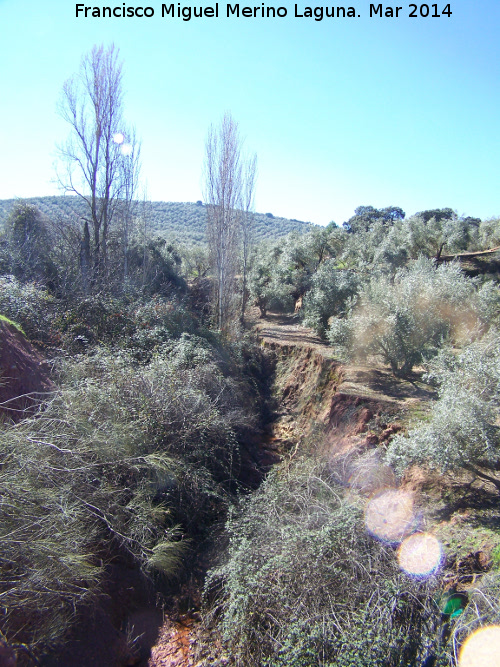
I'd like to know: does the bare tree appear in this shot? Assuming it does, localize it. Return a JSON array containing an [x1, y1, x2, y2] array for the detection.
[[114, 128, 141, 285], [57, 43, 136, 292], [240, 153, 257, 322], [204, 113, 256, 333]]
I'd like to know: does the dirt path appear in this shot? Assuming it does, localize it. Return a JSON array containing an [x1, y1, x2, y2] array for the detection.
[[253, 311, 328, 349]]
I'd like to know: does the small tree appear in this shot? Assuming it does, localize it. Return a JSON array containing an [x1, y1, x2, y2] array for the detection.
[[386, 336, 500, 491]]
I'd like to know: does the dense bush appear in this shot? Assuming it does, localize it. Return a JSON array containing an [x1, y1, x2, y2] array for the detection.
[[124, 236, 185, 295], [203, 458, 442, 667], [0, 359, 185, 654], [0, 328, 264, 655]]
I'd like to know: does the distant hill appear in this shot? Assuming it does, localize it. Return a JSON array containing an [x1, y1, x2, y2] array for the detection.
[[0, 196, 314, 245]]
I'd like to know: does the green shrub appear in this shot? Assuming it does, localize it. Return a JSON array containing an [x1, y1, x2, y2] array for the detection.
[[203, 458, 442, 666]]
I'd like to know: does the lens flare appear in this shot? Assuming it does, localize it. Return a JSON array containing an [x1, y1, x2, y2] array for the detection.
[[113, 132, 124, 144], [365, 489, 414, 543], [121, 143, 133, 156], [459, 625, 500, 667], [397, 532, 443, 577], [348, 462, 396, 495]]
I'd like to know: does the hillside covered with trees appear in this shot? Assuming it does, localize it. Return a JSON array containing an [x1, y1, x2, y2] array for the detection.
[[0, 197, 314, 246]]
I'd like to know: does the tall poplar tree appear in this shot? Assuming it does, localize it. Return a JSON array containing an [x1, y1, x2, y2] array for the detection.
[[204, 113, 256, 333]]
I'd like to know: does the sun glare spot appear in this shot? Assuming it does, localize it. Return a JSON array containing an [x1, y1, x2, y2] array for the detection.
[[348, 461, 396, 496], [113, 132, 124, 144], [397, 532, 443, 577], [364, 489, 414, 543], [459, 626, 500, 667], [121, 143, 133, 156]]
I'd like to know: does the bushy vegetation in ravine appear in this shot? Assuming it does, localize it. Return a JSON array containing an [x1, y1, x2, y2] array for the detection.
[[198, 204, 500, 666], [0, 243, 269, 658]]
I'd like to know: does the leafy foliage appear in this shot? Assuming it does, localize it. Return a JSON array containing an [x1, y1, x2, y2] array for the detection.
[[386, 334, 500, 485], [204, 458, 442, 666], [328, 258, 493, 375]]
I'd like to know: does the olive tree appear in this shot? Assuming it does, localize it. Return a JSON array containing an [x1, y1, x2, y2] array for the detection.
[[248, 244, 295, 317], [328, 258, 489, 376], [386, 336, 500, 491], [402, 209, 471, 260], [301, 260, 359, 338]]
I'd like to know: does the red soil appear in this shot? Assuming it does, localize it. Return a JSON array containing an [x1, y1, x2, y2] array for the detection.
[[0, 320, 54, 421]]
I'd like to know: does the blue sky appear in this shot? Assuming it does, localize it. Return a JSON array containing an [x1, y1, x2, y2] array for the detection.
[[0, 0, 498, 225]]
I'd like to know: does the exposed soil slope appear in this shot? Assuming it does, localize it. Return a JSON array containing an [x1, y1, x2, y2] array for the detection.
[[254, 312, 433, 456], [0, 320, 54, 420]]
